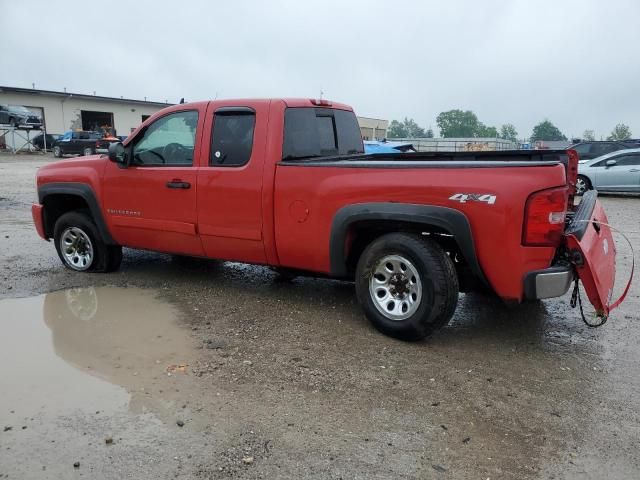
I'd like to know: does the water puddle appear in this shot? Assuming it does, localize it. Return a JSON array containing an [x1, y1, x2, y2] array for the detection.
[[0, 286, 194, 421]]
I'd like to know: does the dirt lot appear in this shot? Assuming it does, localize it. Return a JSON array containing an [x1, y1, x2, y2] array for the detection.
[[1, 153, 639, 480]]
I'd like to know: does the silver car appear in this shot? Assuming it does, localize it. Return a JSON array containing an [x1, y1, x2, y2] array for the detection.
[[577, 148, 640, 194]]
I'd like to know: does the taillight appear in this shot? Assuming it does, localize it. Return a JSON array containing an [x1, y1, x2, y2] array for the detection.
[[522, 187, 569, 246], [566, 149, 579, 192], [96, 141, 101, 147]]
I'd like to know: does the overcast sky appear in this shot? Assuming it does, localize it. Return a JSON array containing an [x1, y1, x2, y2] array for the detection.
[[2, 0, 639, 140]]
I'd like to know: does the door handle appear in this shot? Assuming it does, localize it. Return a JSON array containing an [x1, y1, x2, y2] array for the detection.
[[166, 180, 191, 189]]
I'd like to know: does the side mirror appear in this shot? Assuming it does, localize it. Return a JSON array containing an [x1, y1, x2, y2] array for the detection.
[[108, 142, 127, 166], [605, 159, 617, 167]]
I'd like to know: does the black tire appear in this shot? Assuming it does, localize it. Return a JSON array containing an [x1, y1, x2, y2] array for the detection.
[[53, 145, 63, 158], [9, 116, 16, 127], [83, 147, 95, 156], [355, 233, 459, 341], [105, 245, 123, 272], [576, 175, 592, 195], [53, 211, 120, 273]]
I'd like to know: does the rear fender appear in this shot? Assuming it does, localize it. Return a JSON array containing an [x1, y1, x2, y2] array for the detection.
[[329, 202, 487, 286]]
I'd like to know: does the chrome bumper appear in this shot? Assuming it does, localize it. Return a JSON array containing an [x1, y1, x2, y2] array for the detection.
[[523, 266, 574, 300]]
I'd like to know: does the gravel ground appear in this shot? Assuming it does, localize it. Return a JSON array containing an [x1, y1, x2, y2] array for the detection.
[[0, 152, 639, 479]]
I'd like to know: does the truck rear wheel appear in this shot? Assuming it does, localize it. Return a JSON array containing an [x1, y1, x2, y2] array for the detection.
[[53, 146, 62, 158], [53, 211, 121, 273], [355, 233, 458, 341]]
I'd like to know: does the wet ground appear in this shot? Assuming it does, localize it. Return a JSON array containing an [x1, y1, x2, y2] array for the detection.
[[0, 153, 639, 479]]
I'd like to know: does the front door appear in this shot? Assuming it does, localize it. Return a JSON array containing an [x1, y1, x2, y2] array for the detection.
[[594, 153, 640, 191], [103, 109, 205, 256]]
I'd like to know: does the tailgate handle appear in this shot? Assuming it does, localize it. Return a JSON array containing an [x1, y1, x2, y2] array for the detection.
[[166, 180, 191, 189]]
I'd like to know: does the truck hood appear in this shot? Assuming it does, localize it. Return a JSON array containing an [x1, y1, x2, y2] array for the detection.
[[37, 155, 108, 187]]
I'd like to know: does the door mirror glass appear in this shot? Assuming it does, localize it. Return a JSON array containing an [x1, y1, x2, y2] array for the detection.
[[605, 159, 617, 167], [108, 142, 127, 165]]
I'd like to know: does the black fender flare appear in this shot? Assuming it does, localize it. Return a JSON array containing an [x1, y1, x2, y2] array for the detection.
[[329, 202, 487, 286], [38, 182, 116, 244]]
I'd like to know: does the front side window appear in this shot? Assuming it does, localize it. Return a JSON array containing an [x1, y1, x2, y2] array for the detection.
[[210, 111, 255, 166], [132, 110, 198, 166], [613, 154, 640, 166]]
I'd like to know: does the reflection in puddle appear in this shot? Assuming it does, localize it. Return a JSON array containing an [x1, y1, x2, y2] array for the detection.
[[0, 287, 193, 420]]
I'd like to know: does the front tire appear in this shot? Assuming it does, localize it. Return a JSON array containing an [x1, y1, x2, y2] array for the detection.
[[53, 146, 63, 158], [54, 211, 121, 273], [83, 147, 94, 156], [576, 175, 592, 195], [355, 233, 459, 341]]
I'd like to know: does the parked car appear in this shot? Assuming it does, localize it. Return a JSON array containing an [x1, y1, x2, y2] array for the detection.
[[570, 140, 640, 161], [52, 131, 120, 157], [0, 104, 42, 129], [577, 148, 640, 194], [32, 133, 59, 150], [32, 98, 617, 341], [364, 140, 417, 154]]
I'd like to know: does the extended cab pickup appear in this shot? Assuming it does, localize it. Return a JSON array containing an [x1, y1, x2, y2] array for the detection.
[[32, 98, 618, 340]]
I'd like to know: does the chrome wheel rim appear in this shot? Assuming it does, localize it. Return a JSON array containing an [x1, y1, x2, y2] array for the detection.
[[576, 177, 586, 194], [60, 227, 93, 271], [53, 146, 60, 156], [83, 148, 93, 156], [369, 254, 422, 320]]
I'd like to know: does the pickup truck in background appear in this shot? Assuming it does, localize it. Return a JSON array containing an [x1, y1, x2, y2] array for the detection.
[[32, 98, 618, 340], [52, 130, 120, 157]]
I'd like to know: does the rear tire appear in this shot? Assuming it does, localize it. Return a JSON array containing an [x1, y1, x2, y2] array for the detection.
[[53, 146, 63, 158], [355, 233, 459, 341], [83, 147, 94, 156], [54, 211, 120, 273], [576, 175, 592, 195]]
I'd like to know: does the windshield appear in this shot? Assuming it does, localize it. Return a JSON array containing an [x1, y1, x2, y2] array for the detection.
[[9, 106, 31, 114]]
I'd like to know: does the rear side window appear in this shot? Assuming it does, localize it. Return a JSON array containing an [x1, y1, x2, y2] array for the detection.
[[210, 111, 256, 167], [283, 108, 364, 159]]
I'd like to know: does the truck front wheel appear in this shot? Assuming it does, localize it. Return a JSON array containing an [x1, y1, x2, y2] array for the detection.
[[355, 233, 459, 341], [53, 211, 122, 273]]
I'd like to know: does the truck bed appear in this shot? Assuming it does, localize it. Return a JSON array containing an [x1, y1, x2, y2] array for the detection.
[[280, 150, 569, 168]]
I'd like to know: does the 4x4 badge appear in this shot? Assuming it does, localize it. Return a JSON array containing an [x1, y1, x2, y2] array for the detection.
[[449, 193, 497, 205]]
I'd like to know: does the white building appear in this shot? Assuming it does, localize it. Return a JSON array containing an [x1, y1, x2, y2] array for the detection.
[[0, 86, 170, 136]]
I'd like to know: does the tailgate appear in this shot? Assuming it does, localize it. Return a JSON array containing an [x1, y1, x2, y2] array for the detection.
[[565, 191, 616, 315]]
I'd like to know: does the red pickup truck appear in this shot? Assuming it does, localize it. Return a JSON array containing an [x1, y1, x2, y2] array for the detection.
[[32, 98, 617, 340]]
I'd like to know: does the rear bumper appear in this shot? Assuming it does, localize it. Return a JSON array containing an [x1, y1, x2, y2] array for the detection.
[[32, 203, 47, 240], [523, 266, 573, 300]]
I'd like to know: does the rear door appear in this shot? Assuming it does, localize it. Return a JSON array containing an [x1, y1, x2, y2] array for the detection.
[[196, 103, 268, 264], [102, 108, 204, 256], [565, 192, 616, 316]]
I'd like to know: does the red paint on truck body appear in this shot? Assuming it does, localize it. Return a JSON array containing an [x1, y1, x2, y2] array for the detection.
[[32, 98, 618, 308]]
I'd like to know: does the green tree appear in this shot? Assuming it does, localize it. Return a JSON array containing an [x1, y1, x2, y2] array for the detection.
[[387, 117, 426, 138], [500, 123, 518, 142], [425, 127, 434, 138], [607, 123, 632, 141], [477, 123, 498, 137], [436, 109, 480, 137], [582, 129, 595, 141], [530, 120, 567, 142]]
